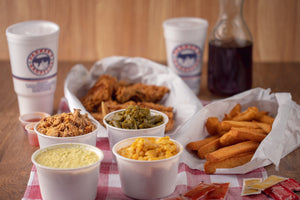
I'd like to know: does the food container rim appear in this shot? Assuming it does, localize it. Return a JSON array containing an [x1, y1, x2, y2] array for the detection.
[[6, 20, 60, 40], [112, 136, 183, 163], [34, 117, 100, 139], [103, 108, 169, 132], [25, 122, 38, 131], [31, 142, 104, 171], [163, 17, 209, 31], [19, 112, 51, 123]]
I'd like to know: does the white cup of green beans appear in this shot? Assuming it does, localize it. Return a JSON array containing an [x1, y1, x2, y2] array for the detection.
[[103, 106, 169, 153]]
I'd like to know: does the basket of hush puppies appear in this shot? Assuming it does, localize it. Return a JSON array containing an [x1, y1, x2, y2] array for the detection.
[[182, 88, 300, 174]]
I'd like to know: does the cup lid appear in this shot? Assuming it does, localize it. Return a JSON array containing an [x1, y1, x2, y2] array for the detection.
[[6, 20, 60, 41], [163, 17, 208, 31]]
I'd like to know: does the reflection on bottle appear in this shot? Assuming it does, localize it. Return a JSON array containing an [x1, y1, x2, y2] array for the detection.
[[208, 0, 253, 96]]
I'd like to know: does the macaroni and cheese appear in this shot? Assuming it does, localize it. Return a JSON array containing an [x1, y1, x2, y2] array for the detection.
[[117, 136, 178, 161]]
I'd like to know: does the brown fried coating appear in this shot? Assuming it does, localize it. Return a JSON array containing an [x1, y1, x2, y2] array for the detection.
[[80, 75, 174, 132], [81, 75, 118, 112], [137, 102, 174, 132], [137, 102, 173, 112], [115, 83, 170, 103]]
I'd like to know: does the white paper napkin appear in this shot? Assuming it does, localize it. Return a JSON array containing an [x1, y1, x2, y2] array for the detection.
[[64, 56, 203, 138]]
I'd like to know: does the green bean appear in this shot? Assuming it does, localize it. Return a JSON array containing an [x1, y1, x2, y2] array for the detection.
[[106, 105, 164, 129]]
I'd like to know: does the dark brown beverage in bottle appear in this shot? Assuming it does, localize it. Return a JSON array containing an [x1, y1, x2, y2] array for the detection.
[[208, 39, 252, 96]]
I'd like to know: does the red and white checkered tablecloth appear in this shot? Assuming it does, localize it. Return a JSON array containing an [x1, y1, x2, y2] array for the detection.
[[22, 98, 272, 200], [23, 137, 271, 200]]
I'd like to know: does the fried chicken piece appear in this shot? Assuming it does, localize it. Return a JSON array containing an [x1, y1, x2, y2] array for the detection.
[[101, 100, 137, 113], [137, 102, 174, 132], [91, 112, 105, 125], [115, 83, 170, 103], [137, 102, 173, 112], [81, 75, 118, 112], [80, 75, 174, 132], [93, 101, 137, 127], [165, 117, 174, 132]]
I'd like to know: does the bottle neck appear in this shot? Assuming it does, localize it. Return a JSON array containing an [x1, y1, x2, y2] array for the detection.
[[219, 0, 244, 20], [209, 0, 252, 44]]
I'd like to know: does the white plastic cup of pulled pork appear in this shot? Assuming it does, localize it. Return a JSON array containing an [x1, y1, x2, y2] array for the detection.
[[103, 109, 169, 151], [35, 117, 100, 148], [31, 143, 104, 200], [112, 136, 183, 199]]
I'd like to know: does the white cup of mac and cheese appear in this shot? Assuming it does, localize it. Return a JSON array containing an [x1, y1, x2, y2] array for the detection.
[[112, 136, 183, 199]]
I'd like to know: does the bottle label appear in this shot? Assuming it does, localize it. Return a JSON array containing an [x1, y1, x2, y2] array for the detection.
[[172, 43, 202, 75]]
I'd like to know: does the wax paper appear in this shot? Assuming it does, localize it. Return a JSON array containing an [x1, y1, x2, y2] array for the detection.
[[64, 56, 300, 174], [174, 87, 300, 174], [64, 56, 203, 137]]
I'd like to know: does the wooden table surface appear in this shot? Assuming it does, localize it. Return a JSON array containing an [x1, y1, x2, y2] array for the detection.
[[0, 60, 299, 199]]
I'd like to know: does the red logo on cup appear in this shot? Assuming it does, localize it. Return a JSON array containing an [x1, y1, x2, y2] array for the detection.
[[27, 48, 54, 76], [172, 44, 202, 73]]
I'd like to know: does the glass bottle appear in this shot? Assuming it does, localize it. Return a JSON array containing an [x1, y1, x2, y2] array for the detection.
[[207, 0, 253, 96]]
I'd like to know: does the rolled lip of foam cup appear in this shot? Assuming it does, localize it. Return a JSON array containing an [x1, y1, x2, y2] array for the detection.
[[6, 20, 60, 41], [163, 17, 208, 43]]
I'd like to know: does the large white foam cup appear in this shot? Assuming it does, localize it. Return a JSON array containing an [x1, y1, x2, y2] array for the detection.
[[163, 17, 208, 95], [6, 20, 60, 115]]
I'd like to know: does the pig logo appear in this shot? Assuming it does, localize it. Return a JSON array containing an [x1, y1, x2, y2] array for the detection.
[[172, 44, 202, 73], [27, 48, 54, 76]]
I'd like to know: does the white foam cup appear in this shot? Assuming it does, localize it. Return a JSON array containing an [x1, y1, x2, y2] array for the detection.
[[163, 17, 208, 95], [112, 136, 183, 199], [6, 20, 60, 115], [31, 143, 104, 200], [35, 118, 100, 148], [103, 109, 168, 151]]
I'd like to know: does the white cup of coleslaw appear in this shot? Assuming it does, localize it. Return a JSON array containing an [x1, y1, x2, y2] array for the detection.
[[31, 143, 104, 200]]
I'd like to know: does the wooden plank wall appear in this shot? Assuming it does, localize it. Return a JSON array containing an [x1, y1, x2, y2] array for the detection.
[[0, 0, 299, 63]]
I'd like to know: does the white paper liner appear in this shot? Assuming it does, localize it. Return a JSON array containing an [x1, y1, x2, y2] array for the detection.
[[175, 88, 300, 174], [64, 56, 300, 174], [64, 56, 203, 138]]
